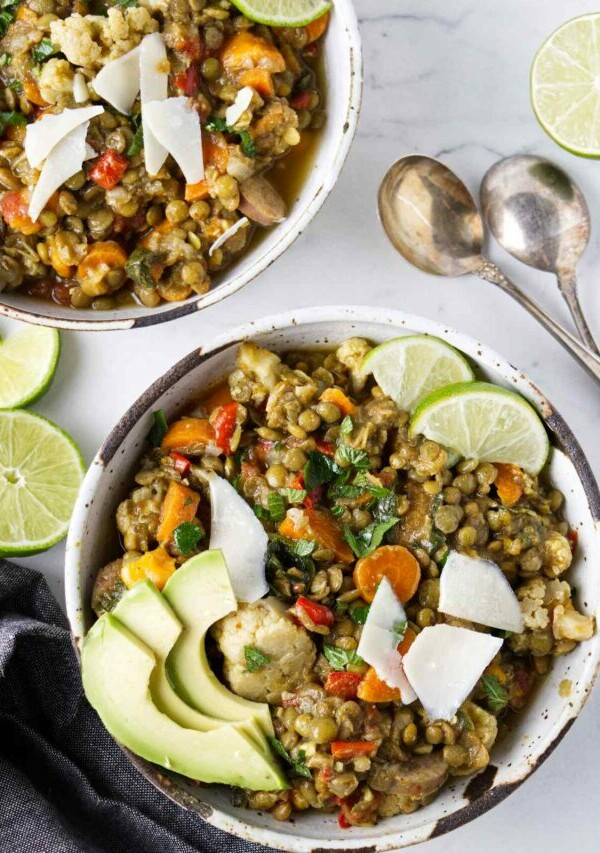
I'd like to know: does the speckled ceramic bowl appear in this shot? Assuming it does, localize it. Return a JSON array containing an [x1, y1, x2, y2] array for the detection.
[[0, 6, 361, 331], [65, 306, 600, 850]]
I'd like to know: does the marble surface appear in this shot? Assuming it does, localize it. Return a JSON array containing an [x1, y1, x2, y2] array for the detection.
[[5, 0, 600, 848]]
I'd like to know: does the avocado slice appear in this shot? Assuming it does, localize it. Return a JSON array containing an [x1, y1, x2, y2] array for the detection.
[[82, 613, 287, 790], [112, 580, 269, 753], [163, 550, 274, 738]]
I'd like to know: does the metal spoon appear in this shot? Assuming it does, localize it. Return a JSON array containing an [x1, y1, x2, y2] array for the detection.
[[377, 155, 600, 383], [481, 154, 597, 352]]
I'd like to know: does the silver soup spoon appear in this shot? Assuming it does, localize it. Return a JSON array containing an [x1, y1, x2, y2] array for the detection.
[[377, 155, 600, 383], [481, 154, 597, 352]]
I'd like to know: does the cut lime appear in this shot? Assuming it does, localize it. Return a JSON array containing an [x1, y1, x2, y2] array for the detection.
[[362, 335, 475, 412], [229, 0, 330, 27], [410, 382, 550, 474], [0, 410, 85, 557], [531, 14, 600, 157], [0, 325, 60, 410]]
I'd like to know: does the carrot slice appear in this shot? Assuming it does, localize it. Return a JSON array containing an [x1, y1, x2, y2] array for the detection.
[[185, 179, 209, 202], [156, 481, 200, 544], [279, 507, 354, 563], [220, 31, 285, 74], [76, 241, 127, 283], [121, 546, 176, 591], [331, 740, 377, 761], [161, 417, 216, 452], [204, 383, 234, 413], [305, 11, 330, 43], [239, 68, 274, 97], [397, 626, 417, 657], [356, 667, 400, 703], [319, 387, 356, 416], [494, 463, 524, 507], [353, 545, 421, 604]]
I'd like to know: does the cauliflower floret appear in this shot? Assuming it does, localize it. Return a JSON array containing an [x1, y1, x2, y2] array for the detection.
[[37, 58, 74, 106], [50, 8, 158, 70], [336, 338, 371, 393], [517, 577, 549, 630], [553, 602, 595, 642], [212, 598, 317, 704], [463, 701, 498, 750], [238, 342, 281, 392], [544, 579, 571, 607], [542, 531, 573, 577]]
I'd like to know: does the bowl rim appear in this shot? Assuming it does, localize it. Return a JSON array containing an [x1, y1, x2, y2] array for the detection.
[[0, 3, 362, 332], [65, 305, 600, 850]]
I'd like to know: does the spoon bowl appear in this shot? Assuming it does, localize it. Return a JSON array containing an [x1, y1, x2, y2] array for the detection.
[[378, 155, 484, 277], [481, 154, 595, 350]]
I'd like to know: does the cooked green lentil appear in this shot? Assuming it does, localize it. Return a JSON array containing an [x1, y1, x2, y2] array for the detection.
[[93, 338, 595, 827], [0, 1, 325, 309]]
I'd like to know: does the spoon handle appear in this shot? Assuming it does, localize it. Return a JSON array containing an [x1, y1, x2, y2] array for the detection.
[[556, 270, 599, 354], [477, 260, 600, 384]]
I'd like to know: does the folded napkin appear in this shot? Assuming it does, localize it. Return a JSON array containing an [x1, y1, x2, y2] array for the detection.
[[0, 560, 272, 853]]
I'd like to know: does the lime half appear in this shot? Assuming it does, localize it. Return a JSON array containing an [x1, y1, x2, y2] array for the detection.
[[0, 410, 85, 557], [531, 13, 600, 157], [229, 0, 330, 26], [0, 325, 60, 409], [410, 382, 550, 474], [362, 335, 475, 412]]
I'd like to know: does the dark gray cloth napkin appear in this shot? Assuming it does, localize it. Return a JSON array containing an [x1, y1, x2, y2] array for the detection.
[[0, 559, 274, 853]]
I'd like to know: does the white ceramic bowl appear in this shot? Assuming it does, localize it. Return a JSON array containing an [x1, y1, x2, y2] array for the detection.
[[66, 306, 600, 850], [0, 9, 361, 331]]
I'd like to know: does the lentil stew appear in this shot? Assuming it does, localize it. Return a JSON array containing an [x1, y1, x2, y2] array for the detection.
[[92, 337, 595, 827]]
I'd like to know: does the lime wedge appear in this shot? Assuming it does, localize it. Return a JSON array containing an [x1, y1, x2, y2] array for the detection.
[[362, 335, 475, 412], [0, 410, 85, 557], [0, 325, 60, 409], [410, 382, 550, 474], [229, 0, 330, 26], [531, 14, 600, 157]]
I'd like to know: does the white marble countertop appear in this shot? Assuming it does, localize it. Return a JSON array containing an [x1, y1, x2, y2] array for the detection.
[[5, 0, 600, 849]]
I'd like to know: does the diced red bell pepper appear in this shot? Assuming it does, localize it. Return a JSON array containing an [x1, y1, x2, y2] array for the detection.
[[315, 438, 334, 456], [174, 64, 200, 96], [170, 452, 191, 476], [89, 150, 129, 191], [331, 741, 377, 761], [290, 91, 313, 110], [338, 811, 350, 829], [176, 37, 203, 62], [295, 596, 334, 627], [325, 671, 363, 700], [212, 402, 239, 454], [567, 528, 579, 549], [303, 43, 318, 59]]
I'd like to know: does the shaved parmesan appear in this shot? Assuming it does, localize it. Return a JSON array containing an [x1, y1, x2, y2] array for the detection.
[[439, 551, 524, 633], [207, 472, 268, 603], [403, 625, 503, 722], [93, 45, 140, 114], [139, 33, 168, 176], [209, 217, 249, 256], [357, 577, 416, 703], [29, 122, 88, 222], [225, 86, 254, 128], [144, 97, 203, 184], [25, 106, 103, 169], [73, 72, 89, 104]]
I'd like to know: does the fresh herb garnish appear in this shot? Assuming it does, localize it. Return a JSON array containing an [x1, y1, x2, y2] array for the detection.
[[114, 0, 139, 7], [370, 492, 398, 523], [279, 487, 307, 504], [244, 645, 271, 672], [267, 492, 285, 522], [0, 2, 18, 39], [0, 52, 11, 67], [265, 536, 316, 600], [173, 521, 203, 555], [125, 247, 160, 290], [350, 604, 370, 624], [147, 409, 168, 446], [239, 129, 256, 157], [303, 450, 340, 492], [336, 444, 370, 469], [330, 504, 345, 518], [481, 674, 508, 714], [32, 39, 59, 64], [267, 736, 312, 778], [127, 112, 144, 156], [7, 79, 22, 93], [254, 505, 271, 521], [353, 473, 392, 498], [0, 110, 25, 136], [323, 644, 364, 671], [344, 518, 400, 558], [205, 117, 228, 132], [392, 619, 407, 643], [334, 600, 349, 615], [339, 415, 353, 437], [457, 708, 474, 730], [327, 482, 364, 501]]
